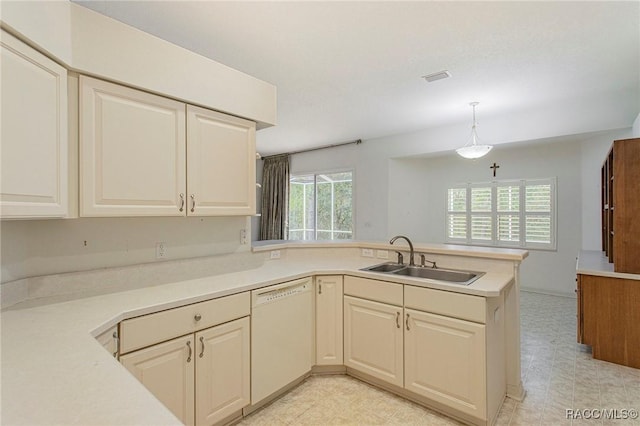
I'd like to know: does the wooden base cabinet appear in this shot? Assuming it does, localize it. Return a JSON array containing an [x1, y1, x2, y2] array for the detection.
[[315, 275, 344, 365], [121, 335, 195, 426], [195, 317, 251, 426], [121, 317, 250, 426], [343, 276, 504, 425], [120, 292, 251, 426], [577, 273, 640, 368], [405, 309, 486, 420], [344, 295, 404, 387]]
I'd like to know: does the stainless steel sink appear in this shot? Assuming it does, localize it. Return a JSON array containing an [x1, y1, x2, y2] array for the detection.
[[361, 262, 484, 286], [363, 263, 406, 273]]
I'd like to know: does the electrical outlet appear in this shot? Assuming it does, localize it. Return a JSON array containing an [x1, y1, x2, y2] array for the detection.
[[270, 250, 281, 259], [361, 248, 374, 257], [156, 242, 166, 259], [376, 250, 389, 259], [240, 229, 248, 245]]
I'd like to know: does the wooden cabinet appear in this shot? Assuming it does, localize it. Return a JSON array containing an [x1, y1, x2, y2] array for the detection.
[[80, 75, 186, 217], [601, 138, 640, 274], [343, 295, 404, 387], [404, 308, 486, 420], [80, 76, 256, 217], [120, 293, 250, 426], [343, 276, 503, 425], [1, 29, 69, 218], [120, 335, 195, 426], [577, 273, 640, 368], [315, 275, 343, 365], [195, 318, 250, 426], [186, 105, 256, 216]]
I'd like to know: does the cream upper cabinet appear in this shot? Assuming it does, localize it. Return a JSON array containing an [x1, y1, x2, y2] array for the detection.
[[1, 29, 68, 218], [315, 275, 344, 365], [186, 105, 256, 216], [80, 77, 257, 217], [120, 335, 195, 426], [80, 75, 186, 217], [404, 308, 487, 420], [343, 295, 404, 387], [195, 317, 250, 426]]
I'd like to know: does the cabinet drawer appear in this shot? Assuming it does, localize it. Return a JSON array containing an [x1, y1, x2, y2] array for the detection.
[[344, 276, 403, 306], [405, 285, 486, 324], [120, 292, 250, 354]]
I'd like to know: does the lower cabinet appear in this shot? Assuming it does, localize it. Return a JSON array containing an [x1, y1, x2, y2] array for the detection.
[[577, 273, 640, 368], [343, 295, 403, 387], [404, 309, 486, 419], [120, 316, 250, 426], [121, 335, 195, 425], [315, 275, 344, 365], [195, 318, 251, 425], [343, 276, 500, 425]]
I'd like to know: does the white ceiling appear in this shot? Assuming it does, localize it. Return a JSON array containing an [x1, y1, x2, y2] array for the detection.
[[75, 1, 639, 156]]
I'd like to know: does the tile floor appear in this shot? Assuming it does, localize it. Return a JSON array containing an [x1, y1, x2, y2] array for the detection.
[[239, 292, 640, 425]]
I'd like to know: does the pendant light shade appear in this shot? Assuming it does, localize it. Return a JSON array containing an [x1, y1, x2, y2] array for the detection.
[[456, 102, 493, 159]]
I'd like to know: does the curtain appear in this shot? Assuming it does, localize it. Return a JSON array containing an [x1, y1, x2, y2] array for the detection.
[[259, 154, 290, 240]]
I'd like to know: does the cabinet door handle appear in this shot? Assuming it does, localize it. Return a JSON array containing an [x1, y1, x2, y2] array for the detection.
[[179, 193, 185, 212], [318, 283, 322, 294], [406, 313, 411, 331], [186, 341, 192, 363], [199, 336, 205, 358], [112, 331, 119, 358], [190, 194, 195, 213], [396, 312, 400, 329]]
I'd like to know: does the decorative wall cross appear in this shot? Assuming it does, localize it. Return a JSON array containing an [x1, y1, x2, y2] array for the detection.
[[490, 162, 500, 177]]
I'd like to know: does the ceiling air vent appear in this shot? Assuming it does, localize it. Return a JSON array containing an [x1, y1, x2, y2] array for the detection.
[[422, 70, 451, 83]]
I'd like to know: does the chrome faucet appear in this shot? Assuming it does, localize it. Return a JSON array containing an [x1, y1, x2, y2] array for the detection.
[[390, 235, 415, 266]]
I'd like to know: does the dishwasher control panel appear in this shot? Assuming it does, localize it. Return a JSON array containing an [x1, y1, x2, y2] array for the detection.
[[253, 279, 311, 306]]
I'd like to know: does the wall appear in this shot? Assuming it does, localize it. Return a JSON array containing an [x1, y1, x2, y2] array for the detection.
[[0, 216, 250, 283], [388, 141, 579, 297], [288, 126, 632, 297]]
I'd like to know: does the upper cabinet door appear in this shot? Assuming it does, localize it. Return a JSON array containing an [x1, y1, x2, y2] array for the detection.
[[1, 30, 68, 218], [186, 105, 256, 216], [80, 76, 186, 217]]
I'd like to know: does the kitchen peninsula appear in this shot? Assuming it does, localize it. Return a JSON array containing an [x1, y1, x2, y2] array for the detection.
[[1, 242, 527, 426]]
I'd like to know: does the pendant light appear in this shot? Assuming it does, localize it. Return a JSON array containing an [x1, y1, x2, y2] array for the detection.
[[456, 102, 493, 159]]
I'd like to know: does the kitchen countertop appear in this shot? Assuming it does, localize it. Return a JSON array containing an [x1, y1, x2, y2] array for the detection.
[[1, 246, 522, 425], [576, 250, 640, 281]]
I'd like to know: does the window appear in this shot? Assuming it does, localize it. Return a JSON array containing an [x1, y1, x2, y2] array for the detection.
[[288, 171, 353, 241], [446, 178, 556, 250]]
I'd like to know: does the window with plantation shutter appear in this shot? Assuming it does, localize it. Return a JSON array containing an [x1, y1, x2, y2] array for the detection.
[[446, 178, 556, 250]]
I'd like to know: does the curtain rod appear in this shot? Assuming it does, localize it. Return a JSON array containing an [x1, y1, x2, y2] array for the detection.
[[262, 138, 362, 159]]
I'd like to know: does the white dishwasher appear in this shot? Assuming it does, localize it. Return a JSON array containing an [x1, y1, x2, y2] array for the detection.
[[251, 277, 314, 404]]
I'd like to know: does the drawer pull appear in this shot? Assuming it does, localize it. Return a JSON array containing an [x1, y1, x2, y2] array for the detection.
[[186, 341, 192, 363], [199, 336, 205, 358], [194, 313, 202, 322]]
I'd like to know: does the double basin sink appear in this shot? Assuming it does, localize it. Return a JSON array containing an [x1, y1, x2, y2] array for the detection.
[[361, 262, 484, 286]]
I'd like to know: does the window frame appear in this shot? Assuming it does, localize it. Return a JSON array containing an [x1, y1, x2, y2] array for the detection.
[[446, 177, 557, 250], [287, 168, 355, 241]]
